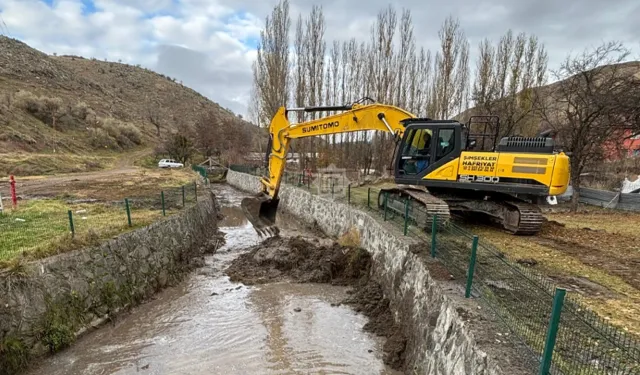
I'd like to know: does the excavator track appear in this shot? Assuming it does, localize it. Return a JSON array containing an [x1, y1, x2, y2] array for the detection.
[[378, 186, 450, 228], [502, 201, 545, 235], [434, 193, 545, 235]]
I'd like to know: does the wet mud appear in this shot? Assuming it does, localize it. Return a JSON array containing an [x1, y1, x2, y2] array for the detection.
[[226, 235, 408, 372], [226, 236, 371, 286]]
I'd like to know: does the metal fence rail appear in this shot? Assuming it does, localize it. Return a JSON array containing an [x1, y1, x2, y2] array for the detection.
[[229, 165, 640, 374], [561, 186, 640, 212]]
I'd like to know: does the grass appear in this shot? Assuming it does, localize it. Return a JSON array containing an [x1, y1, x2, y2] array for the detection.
[[0, 198, 180, 267], [469, 217, 640, 336], [546, 208, 640, 237], [134, 154, 161, 169], [0, 152, 116, 176]]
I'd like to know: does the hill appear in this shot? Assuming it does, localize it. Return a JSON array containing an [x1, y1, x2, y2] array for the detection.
[[456, 61, 640, 137], [0, 36, 263, 175]]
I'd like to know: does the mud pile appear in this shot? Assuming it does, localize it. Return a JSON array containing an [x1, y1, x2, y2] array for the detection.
[[226, 236, 407, 372], [226, 236, 371, 285]]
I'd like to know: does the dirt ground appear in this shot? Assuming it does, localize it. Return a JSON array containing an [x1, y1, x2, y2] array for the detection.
[[0, 149, 197, 201], [469, 207, 640, 335], [226, 236, 407, 371]]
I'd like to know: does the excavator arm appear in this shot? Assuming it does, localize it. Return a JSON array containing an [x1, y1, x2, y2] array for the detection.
[[241, 102, 416, 234]]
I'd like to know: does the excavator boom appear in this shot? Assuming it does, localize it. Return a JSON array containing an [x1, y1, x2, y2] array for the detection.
[[241, 102, 415, 235]]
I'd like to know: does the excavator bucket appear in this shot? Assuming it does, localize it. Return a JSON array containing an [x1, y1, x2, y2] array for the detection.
[[241, 194, 280, 237]]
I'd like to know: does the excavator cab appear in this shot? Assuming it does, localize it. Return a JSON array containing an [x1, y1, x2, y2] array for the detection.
[[395, 119, 463, 181]]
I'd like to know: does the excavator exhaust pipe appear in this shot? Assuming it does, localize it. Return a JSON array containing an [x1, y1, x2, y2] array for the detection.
[[241, 194, 280, 237]]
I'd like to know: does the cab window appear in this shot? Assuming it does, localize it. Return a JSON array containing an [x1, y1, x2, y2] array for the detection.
[[400, 129, 432, 175], [435, 129, 455, 162]]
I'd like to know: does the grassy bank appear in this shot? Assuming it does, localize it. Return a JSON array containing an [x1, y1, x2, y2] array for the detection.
[[0, 198, 172, 267]]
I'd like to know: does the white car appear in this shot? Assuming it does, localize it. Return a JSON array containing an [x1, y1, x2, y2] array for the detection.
[[158, 159, 184, 168]]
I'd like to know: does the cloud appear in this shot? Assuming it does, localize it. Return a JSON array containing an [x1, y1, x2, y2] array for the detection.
[[0, 0, 638, 117]]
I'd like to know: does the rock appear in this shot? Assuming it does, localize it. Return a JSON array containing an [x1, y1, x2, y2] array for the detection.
[[157, 270, 169, 288], [293, 307, 302, 312], [516, 258, 538, 267], [210, 292, 219, 296]]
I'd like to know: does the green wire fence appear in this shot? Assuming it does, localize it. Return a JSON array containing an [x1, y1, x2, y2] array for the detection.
[[0, 182, 201, 263]]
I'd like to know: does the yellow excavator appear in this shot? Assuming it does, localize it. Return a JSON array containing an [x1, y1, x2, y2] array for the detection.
[[241, 100, 570, 236]]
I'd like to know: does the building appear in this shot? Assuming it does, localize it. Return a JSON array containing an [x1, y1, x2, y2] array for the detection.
[[603, 129, 640, 161]]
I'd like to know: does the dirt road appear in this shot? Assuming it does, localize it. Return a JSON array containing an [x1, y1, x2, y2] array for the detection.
[[0, 149, 193, 200]]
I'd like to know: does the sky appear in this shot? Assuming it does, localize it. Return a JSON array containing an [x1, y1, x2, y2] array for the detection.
[[0, 0, 638, 117]]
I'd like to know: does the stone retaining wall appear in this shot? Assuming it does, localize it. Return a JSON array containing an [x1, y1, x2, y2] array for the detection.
[[0, 191, 219, 375], [227, 170, 509, 375]]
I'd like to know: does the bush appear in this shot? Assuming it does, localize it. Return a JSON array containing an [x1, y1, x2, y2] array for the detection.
[[14, 91, 66, 127], [71, 102, 90, 120], [89, 127, 119, 150], [89, 117, 143, 150], [118, 123, 142, 145], [14, 90, 42, 114]]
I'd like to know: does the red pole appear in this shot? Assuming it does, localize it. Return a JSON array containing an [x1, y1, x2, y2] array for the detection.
[[10, 175, 17, 208]]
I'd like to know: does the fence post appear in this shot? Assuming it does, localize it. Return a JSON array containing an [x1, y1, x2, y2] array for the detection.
[[182, 185, 186, 207], [383, 191, 389, 221], [431, 216, 438, 258], [67, 210, 75, 238], [348, 184, 351, 204], [465, 236, 479, 298], [194, 181, 198, 202], [331, 179, 335, 199], [367, 188, 371, 209], [161, 191, 166, 216], [540, 288, 566, 375], [10, 175, 17, 209], [403, 197, 410, 236], [125, 198, 132, 227]]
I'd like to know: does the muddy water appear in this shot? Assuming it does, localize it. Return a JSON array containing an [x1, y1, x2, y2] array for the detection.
[[26, 185, 399, 375]]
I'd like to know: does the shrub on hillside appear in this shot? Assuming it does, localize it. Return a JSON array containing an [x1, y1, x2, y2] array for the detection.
[[15, 91, 66, 128], [70, 102, 90, 120], [117, 123, 142, 145], [14, 90, 42, 114], [89, 117, 144, 150], [88, 128, 118, 150]]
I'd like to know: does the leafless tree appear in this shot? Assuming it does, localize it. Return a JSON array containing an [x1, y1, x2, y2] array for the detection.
[[537, 41, 640, 211], [395, 9, 414, 108], [430, 16, 470, 119], [164, 133, 195, 164], [147, 103, 162, 135], [247, 79, 261, 126], [471, 31, 548, 137], [293, 14, 307, 119], [304, 5, 325, 112], [42, 97, 63, 130], [252, 0, 291, 126], [193, 111, 220, 157]]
